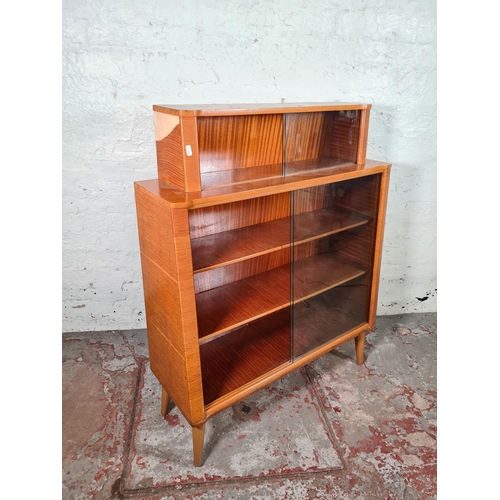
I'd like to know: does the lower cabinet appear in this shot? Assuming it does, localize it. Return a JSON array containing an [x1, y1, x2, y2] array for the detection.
[[135, 168, 389, 466]]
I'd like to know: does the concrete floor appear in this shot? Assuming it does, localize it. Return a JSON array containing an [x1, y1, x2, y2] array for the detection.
[[62, 313, 436, 499]]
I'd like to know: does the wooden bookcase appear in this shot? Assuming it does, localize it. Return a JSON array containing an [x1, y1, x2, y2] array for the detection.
[[135, 103, 391, 466]]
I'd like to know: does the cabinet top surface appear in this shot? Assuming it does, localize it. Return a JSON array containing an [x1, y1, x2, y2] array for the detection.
[[153, 102, 371, 116], [135, 159, 390, 209]]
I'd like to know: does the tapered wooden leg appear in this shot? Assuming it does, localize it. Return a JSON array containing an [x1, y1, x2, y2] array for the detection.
[[161, 387, 171, 416], [355, 332, 365, 365], [192, 424, 205, 467]]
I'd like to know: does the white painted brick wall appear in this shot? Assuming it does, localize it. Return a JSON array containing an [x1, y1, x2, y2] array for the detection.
[[62, 0, 436, 332]]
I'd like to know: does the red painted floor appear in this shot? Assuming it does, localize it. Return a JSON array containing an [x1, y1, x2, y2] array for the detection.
[[62, 313, 436, 499]]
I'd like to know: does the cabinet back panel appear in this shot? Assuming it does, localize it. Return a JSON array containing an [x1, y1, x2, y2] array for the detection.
[[285, 112, 334, 162], [329, 111, 360, 162], [194, 247, 291, 294], [326, 229, 373, 269], [189, 192, 290, 239], [293, 227, 375, 271], [200, 308, 291, 405], [285, 111, 360, 164], [334, 174, 381, 217], [197, 115, 282, 173], [293, 184, 336, 215], [293, 276, 368, 359]]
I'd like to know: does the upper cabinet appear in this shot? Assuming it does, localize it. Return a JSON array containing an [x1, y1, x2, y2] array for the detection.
[[152, 103, 371, 192]]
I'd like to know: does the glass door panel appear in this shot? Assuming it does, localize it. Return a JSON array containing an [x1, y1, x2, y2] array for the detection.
[[291, 175, 381, 359], [189, 193, 293, 403], [283, 111, 361, 176]]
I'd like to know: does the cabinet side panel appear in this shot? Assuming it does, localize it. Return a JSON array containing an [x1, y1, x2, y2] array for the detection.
[[170, 208, 205, 422], [180, 116, 202, 192], [367, 168, 390, 327], [135, 184, 204, 424], [356, 107, 371, 165], [140, 255, 187, 353], [154, 111, 187, 191], [135, 183, 178, 281], [147, 321, 194, 422]]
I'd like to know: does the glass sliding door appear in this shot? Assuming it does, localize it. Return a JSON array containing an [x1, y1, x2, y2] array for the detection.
[[283, 110, 361, 176], [291, 175, 381, 359], [189, 193, 292, 405]]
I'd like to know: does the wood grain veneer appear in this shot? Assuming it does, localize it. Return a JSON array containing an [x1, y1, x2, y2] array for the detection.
[[293, 253, 366, 302], [180, 115, 202, 192], [283, 157, 359, 177], [285, 112, 336, 163], [190, 206, 368, 273], [200, 308, 291, 405], [188, 192, 290, 239], [200, 163, 283, 189], [135, 160, 390, 210], [153, 104, 371, 193], [195, 257, 290, 340], [154, 112, 202, 192], [197, 115, 282, 173], [330, 111, 360, 162], [147, 321, 194, 423], [285, 111, 361, 169], [194, 247, 291, 294], [154, 114, 185, 192], [135, 183, 204, 424], [195, 250, 366, 341], [191, 216, 291, 272]]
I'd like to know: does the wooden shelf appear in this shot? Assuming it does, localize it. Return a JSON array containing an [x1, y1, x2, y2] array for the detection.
[[191, 216, 290, 273], [199, 158, 361, 190], [200, 163, 283, 189], [284, 158, 358, 176], [293, 254, 366, 302], [294, 207, 369, 245], [191, 207, 369, 273], [196, 264, 290, 341], [195, 252, 366, 341], [200, 308, 291, 406]]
